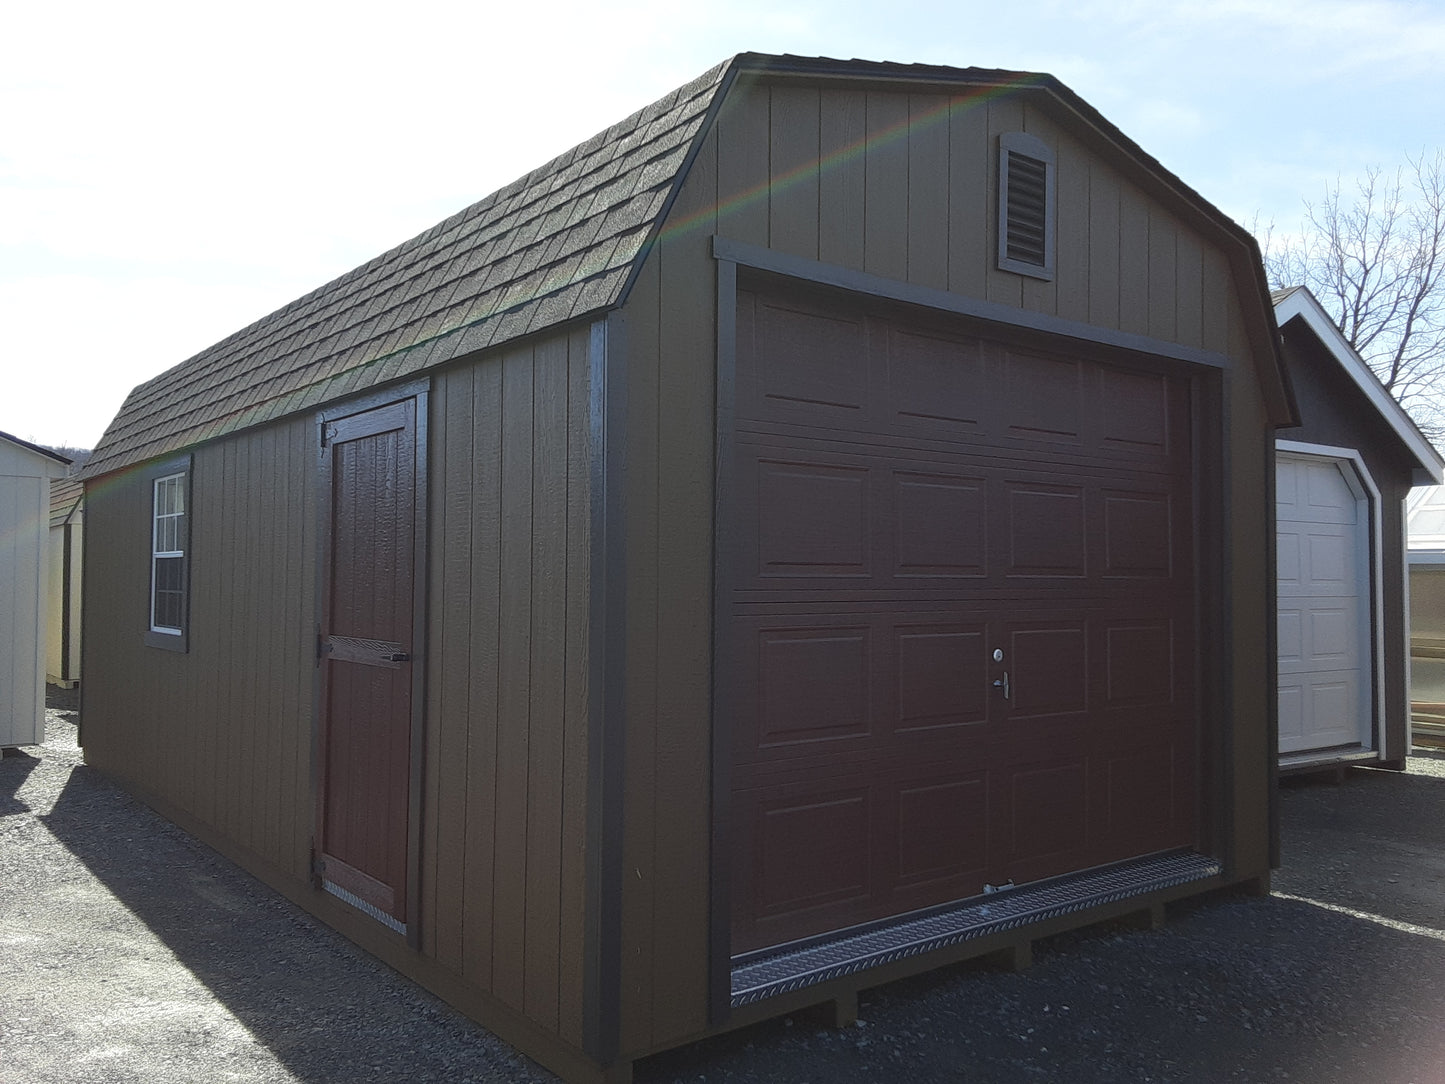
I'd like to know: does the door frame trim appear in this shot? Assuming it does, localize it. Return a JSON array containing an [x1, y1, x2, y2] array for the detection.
[[313, 378, 430, 949], [1275, 440, 1383, 760]]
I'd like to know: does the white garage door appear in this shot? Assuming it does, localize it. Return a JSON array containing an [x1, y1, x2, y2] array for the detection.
[[1276, 453, 1373, 756]]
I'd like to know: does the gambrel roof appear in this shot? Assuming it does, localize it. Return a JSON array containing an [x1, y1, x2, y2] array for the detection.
[[85, 53, 1287, 478], [83, 60, 733, 477]]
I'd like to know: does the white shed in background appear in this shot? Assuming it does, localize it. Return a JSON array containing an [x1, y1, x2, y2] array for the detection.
[[1, 431, 71, 747], [47, 476, 84, 689]]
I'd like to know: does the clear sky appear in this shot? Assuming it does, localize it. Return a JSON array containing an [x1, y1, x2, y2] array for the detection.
[[3, 0, 1443, 450]]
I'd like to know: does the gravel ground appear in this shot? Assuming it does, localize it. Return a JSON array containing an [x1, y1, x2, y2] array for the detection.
[[3, 690, 1445, 1083]]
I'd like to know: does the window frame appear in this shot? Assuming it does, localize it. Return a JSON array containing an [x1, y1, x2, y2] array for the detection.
[[144, 455, 192, 652]]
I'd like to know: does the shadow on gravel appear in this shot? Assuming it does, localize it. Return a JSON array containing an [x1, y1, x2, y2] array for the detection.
[[35, 762, 548, 1083], [0, 748, 39, 815]]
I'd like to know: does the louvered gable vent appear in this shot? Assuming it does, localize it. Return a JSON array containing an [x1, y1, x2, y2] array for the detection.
[[1005, 151, 1048, 265], [998, 132, 1055, 280]]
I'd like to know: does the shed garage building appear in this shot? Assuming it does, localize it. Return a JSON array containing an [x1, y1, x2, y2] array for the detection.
[[1271, 287, 1443, 771], [80, 54, 1293, 1083]]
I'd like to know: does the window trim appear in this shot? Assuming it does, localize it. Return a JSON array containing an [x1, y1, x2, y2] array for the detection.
[[997, 131, 1056, 281], [144, 454, 192, 652]]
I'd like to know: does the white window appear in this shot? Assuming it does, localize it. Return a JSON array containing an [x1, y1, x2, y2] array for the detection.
[[146, 460, 191, 650]]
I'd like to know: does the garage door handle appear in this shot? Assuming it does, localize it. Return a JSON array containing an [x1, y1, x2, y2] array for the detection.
[[993, 672, 1010, 700]]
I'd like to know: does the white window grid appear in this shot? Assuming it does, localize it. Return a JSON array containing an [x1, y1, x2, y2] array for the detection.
[[151, 472, 186, 634]]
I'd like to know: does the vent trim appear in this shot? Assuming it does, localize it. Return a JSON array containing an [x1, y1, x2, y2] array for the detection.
[[998, 131, 1056, 281]]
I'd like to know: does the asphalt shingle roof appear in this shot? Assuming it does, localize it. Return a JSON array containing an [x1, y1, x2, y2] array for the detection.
[[50, 476, 83, 528], [82, 59, 730, 478]]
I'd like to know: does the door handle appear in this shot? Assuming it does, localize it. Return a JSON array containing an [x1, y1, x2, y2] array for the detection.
[[383, 652, 411, 663], [993, 671, 1010, 700]]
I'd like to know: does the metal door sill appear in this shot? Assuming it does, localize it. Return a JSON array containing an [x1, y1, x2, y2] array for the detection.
[[730, 850, 1220, 1008], [1279, 747, 1377, 771], [322, 879, 407, 936]]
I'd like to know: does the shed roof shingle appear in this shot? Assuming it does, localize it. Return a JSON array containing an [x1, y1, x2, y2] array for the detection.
[[83, 59, 731, 478], [84, 52, 1284, 478]]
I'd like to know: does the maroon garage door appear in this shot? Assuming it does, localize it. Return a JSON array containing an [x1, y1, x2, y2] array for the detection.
[[726, 287, 1199, 954]]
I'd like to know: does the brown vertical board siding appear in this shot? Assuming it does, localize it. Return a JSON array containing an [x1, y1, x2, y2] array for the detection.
[[1053, 129, 1092, 324], [715, 81, 770, 248], [1087, 162, 1122, 329], [84, 415, 317, 886], [818, 90, 867, 269], [261, 425, 282, 864], [493, 343, 536, 1010], [1175, 229, 1205, 350], [907, 94, 951, 291], [217, 439, 241, 844], [431, 368, 474, 971], [1200, 248, 1232, 356], [559, 326, 592, 1048], [946, 93, 989, 298], [864, 91, 909, 282], [984, 96, 1025, 309], [1229, 367, 1272, 878], [768, 85, 820, 259], [646, 132, 720, 1046], [281, 420, 309, 878], [1117, 184, 1152, 337], [1019, 106, 1060, 315], [462, 357, 504, 993], [1225, 303, 1270, 877], [524, 333, 570, 1032], [419, 389, 445, 960], [619, 254, 662, 1055], [193, 445, 221, 830], [1148, 208, 1179, 342]]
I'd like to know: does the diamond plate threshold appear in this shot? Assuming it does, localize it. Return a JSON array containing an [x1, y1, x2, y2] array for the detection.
[[731, 850, 1221, 1008]]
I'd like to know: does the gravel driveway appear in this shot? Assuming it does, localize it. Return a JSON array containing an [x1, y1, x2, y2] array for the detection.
[[4, 690, 1444, 1083]]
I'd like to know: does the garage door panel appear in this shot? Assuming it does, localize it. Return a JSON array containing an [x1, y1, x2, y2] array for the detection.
[[749, 623, 874, 753], [729, 287, 1199, 953], [883, 326, 987, 433], [1275, 453, 1372, 756], [894, 470, 989, 577], [1006, 483, 1088, 577], [1102, 490, 1175, 577], [895, 773, 990, 887], [752, 456, 871, 579], [742, 295, 870, 425], [1278, 673, 1359, 752], [1003, 351, 1084, 443], [1003, 760, 1089, 870], [1096, 367, 1172, 454], [895, 622, 990, 732], [1104, 621, 1176, 708], [1007, 622, 1089, 720], [1101, 745, 1185, 855]]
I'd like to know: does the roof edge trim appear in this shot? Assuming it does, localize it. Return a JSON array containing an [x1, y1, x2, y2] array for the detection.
[[610, 56, 747, 312], [1274, 286, 1444, 484]]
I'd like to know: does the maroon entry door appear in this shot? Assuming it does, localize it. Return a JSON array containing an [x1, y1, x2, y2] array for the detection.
[[727, 287, 1199, 954], [316, 397, 420, 931]]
